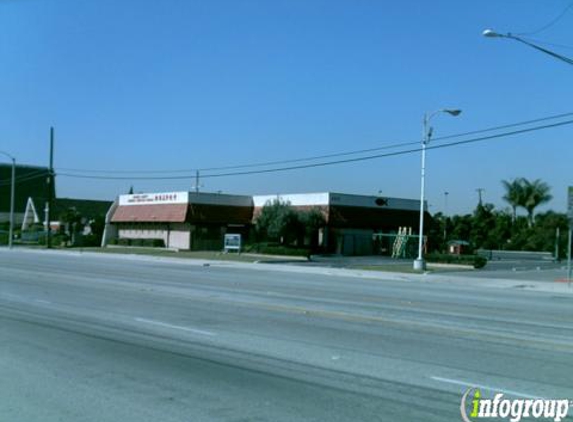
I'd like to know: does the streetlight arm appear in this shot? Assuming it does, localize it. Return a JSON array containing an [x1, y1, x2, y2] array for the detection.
[[0, 151, 15, 161], [509, 35, 573, 66], [483, 29, 573, 66]]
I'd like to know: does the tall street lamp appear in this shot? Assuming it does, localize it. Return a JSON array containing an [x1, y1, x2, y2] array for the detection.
[[482, 29, 573, 66], [0, 151, 16, 249], [413, 109, 462, 271]]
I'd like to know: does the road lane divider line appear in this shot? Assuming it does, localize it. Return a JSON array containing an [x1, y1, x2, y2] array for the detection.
[[134, 317, 217, 337], [430, 376, 542, 399]]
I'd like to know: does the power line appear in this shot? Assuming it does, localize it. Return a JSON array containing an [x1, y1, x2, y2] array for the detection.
[[0, 171, 48, 187], [57, 118, 573, 181], [517, 2, 573, 36], [55, 111, 573, 176]]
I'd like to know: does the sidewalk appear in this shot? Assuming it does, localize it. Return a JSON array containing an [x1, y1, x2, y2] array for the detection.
[[3, 246, 572, 295]]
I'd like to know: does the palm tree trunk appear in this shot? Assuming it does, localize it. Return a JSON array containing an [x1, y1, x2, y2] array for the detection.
[[527, 210, 534, 228]]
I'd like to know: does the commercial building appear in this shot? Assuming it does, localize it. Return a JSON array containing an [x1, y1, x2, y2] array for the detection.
[[103, 191, 253, 250], [104, 190, 425, 255], [253, 193, 422, 255]]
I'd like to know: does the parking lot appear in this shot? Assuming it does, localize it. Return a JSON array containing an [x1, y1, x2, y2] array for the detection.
[[297, 254, 571, 283]]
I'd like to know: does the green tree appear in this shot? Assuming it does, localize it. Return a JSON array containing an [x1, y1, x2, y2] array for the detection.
[[450, 214, 473, 244], [299, 208, 326, 250], [427, 212, 447, 253], [521, 179, 552, 227], [509, 211, 567, 257], [471, 203, 497, 250], [255, 199, 302, 245], [501, 178, 525, 223], [60, 207, 84, 246], [89, 215, 106, 245]]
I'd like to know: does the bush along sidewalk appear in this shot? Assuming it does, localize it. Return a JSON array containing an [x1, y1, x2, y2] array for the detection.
[[425, 253, 487, 269], [243, 242, 310, 258], [108, 238, 166, 248]]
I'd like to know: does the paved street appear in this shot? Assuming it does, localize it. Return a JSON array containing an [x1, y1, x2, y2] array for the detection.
[[1, 249, 573, 421]]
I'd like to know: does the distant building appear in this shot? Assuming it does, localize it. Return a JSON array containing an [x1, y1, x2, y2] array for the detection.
[[21, 197, 113, 232], [0, 164, 53, 225], [448, 240, 470, 255]]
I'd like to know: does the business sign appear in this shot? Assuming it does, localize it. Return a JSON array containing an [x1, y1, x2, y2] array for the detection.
[[569, 186, 573, 227], [119, 191, 189, 206]]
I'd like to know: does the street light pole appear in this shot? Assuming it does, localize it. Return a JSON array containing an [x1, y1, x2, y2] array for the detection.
[[482, 29, 573, 66], [0, 151, 16, 249], [413, 109, 461, 271]]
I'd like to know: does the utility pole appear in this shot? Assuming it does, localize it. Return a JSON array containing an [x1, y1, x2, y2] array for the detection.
[[443, 192, 449, 244], [0, 151, 16, 249], [476, 188, 485, 206], [567, 186, 573, 287], [9, 157, 15, 249], [554, 227, 560, 262], [194, 170, 200, 193], [46, 127, 54, 249], [567, 226, 573, 287]]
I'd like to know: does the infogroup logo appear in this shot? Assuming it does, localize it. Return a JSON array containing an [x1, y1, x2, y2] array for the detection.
[[460, 388, 571, 422]]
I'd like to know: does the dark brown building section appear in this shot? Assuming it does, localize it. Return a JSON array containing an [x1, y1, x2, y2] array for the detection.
[[327, 206, 422, 230], [188, 204, 253, 225]]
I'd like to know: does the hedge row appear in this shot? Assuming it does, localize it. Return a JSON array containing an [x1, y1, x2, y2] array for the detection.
[[425, 253, 487, 269], [109, 238, 165, 248], [244, 242, 310, 257]]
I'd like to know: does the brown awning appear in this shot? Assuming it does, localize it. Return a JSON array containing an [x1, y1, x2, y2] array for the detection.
[[111, 204, 188, 223]]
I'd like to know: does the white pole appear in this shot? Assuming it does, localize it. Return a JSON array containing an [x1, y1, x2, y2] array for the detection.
[[9, 158, 15, 249], [567, 227, 573, 287], [414, 114, 428, 271]]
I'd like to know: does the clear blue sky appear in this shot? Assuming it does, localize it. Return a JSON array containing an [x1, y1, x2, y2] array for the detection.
[[1, 0, 572, 216]]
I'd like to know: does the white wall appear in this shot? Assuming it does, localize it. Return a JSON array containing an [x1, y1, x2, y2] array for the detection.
[[253, 193, 329, 207]]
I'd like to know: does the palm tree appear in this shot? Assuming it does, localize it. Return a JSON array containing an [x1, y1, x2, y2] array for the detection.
[[522, 179, 552, 227], [501, 178, 524, 223]]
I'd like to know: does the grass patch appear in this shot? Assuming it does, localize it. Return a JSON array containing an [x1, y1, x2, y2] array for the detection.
[[350, 264, 422, 274], [81, 247, 265, 263]]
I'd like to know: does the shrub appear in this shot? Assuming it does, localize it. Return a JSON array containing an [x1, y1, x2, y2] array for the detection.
[[130, 238, 144, 247], [244, 242, 309, 257], [118, 238, 130, 246], [473, 255, 487, 269], [142, 238, 165, 248], [108, 238, 118, 245], [81, 234, 101, 247]]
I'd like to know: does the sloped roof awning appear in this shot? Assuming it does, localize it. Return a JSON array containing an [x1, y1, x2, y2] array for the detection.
[[111, 204, 188, 223]]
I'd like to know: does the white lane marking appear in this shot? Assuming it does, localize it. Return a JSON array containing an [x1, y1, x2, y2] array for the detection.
[[430, 376, 542, 399], [134, 317, 217, 337], [1, 293, 51, 305]]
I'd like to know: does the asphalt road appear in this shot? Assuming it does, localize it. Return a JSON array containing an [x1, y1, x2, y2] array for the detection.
[[1, 249, 573, 421]]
